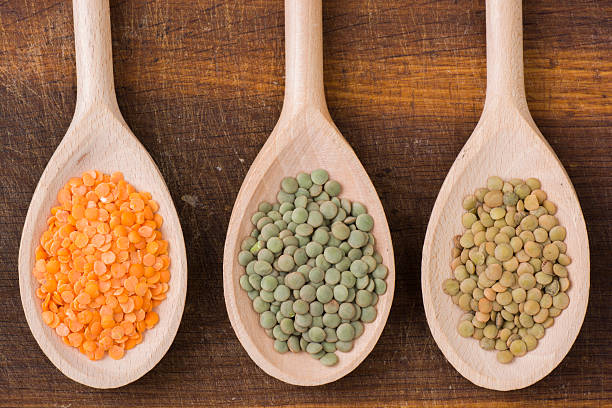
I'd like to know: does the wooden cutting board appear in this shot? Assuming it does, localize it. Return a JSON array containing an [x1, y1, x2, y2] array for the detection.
[[0, 0, 610, 406]]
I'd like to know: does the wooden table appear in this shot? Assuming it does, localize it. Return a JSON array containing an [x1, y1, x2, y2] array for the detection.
[[1, 1, 610, 406]]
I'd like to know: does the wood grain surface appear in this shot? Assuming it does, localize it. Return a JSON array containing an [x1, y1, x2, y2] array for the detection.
[[0, 0, 610, 406]]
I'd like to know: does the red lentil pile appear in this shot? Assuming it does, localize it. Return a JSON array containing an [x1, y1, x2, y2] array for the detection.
[[33, 170, 170, 360]]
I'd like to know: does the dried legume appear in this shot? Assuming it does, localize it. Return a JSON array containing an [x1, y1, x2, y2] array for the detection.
[[442, 177, 571, 363], [238, 170, 387, 366], [33, 171, 169, 361]]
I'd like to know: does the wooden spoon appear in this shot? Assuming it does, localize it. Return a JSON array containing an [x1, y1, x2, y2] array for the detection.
[[18, 0, 187, 389], [422, 0, 589, 391], [223, 0, 395, 386]]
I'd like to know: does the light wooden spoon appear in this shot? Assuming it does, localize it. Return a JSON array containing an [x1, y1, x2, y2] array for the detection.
[[422, 0, 589, 391], [18, 0, 187, 389], [223, 0, 395, 386]]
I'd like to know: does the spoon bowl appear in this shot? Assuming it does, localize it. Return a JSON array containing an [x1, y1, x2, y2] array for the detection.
[[223, 0, 394, 386], [18, 0, 187, 388], [422, 0, 589, 391]]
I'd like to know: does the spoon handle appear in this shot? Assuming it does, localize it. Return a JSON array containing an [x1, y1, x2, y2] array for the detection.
[[485, 0, 528, 112], [73, 0, 119, 118], [282, 0, 328, 116]]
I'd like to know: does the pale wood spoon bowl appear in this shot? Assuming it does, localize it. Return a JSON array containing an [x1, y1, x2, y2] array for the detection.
[[422, 0, 589, 391], [18, 0, 187, 388], [223, 0, 395, 386]]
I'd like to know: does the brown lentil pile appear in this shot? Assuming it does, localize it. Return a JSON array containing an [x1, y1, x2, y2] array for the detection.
[[442, 177, 571, 363]]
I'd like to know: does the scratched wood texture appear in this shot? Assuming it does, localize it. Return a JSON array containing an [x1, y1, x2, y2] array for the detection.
[[0, 0, 610, 406]]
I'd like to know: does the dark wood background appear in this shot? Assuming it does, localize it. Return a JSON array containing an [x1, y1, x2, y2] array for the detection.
[[0, 0, 610, 406]]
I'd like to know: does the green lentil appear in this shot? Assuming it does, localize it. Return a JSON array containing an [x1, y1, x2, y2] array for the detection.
[[509, 339, 527, 357], [463, 195, 477, 210], [311, 169, 329, 185], [496, 350, 513, 364], [549, 226, 566, 241], [553, 292, 570, 309], [324, 300, 340, 314], [333, 340, 351, 353], [348, 230, 369, 248], [324, 247, 343, 264], [320, 353, 339, 366], [360, 306, 377, 323], [331, 222, 351, 240], [458, 320, 475, 337], [356, 214, 374, 232], [239, 171, 388, 366]]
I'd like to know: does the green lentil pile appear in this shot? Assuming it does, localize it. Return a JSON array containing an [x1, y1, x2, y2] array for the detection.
[[237, 169, 388, 366], [442, 177, 571, 364]]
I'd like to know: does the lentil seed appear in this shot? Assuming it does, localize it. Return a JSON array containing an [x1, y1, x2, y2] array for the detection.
[[238, 171, 388, 366], [442, 177, 571, 364]]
